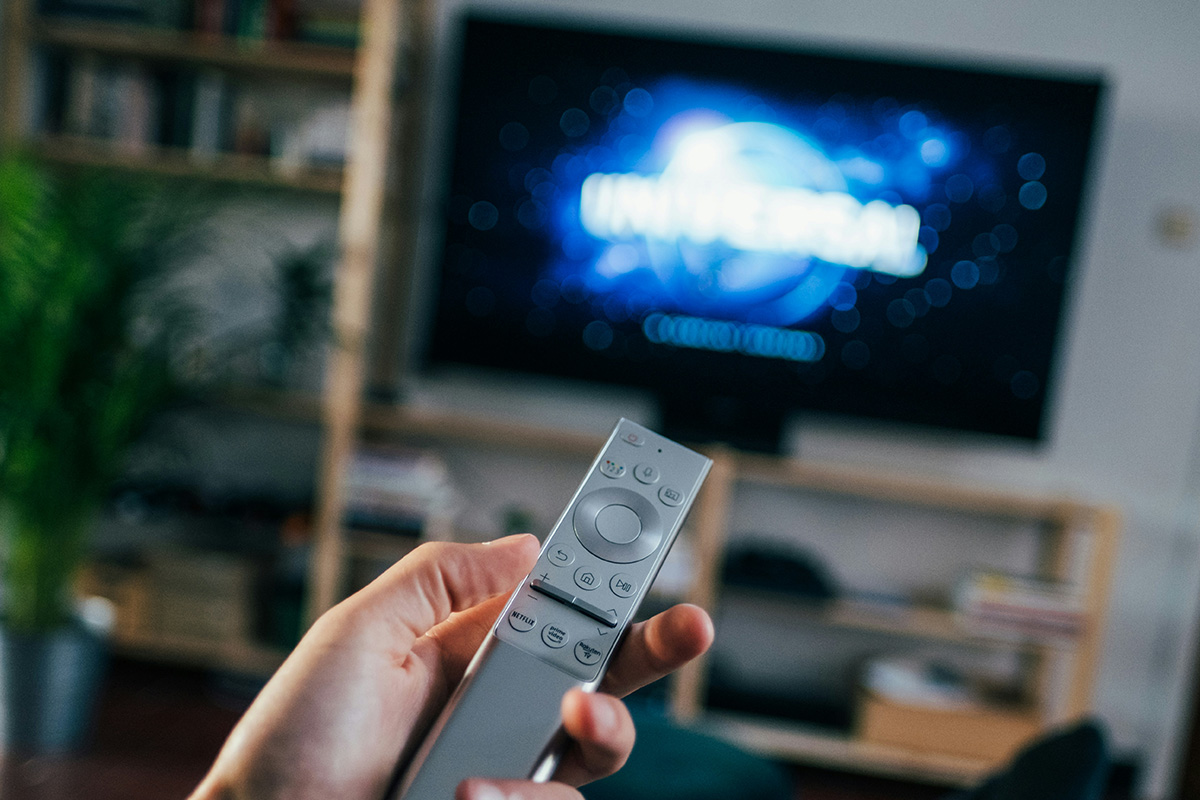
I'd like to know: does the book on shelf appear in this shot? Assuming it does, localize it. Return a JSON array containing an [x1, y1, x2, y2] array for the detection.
[[953, 570, 1085, 644], [40, 0, 192, 28], [36, 0, 325, 41], [342, 446, 458, 536], [27, 19, 353, 178], [58, 52, 160, 150], [294, 0, 360, 47], [189, 68, 232, 159], [195, 0, 303, 41]]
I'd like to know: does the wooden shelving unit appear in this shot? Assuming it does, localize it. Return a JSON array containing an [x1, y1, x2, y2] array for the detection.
[[1, 1, 356, 191], [0, 0, 372, 676], [664, 447, 1120, 785]]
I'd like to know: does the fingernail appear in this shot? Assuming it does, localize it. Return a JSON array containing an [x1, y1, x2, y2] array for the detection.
[[471, 783, 506, 800], [591, 697, 617, 735], [483, 533, 536, 546]]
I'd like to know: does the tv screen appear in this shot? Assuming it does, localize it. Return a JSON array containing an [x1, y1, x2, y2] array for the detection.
[[420, 13, 1104, 451]]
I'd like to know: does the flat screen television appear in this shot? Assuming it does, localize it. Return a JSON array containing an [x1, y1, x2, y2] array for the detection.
[[418, 12, 1105, 452]]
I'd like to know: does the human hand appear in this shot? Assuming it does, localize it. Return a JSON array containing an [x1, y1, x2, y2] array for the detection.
[[190, 534, 714, 800]]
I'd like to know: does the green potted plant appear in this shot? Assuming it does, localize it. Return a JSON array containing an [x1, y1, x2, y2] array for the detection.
[[0, 156, 197, 752]]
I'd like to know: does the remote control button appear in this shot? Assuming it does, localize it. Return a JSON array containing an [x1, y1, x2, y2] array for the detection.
[[610, 573, 638, 598], [572, 487, 664, 563], [599, 458, 626, 478], [658, 486, 685, 507], [633, 464, 660, 484], [530, 579, 619, 627], [541, 624, 569, 649], [547, 544, 575, 567], [575, 640, 604, 666], [574, 567, 602, 591], [622, 431, 645, 447], [595, 504, 641, 545], [531, 577, 577, 606], [507, 609, 537, 632]]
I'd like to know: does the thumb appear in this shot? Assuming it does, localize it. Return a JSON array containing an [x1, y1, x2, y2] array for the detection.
[[344, 534, 541, 652]]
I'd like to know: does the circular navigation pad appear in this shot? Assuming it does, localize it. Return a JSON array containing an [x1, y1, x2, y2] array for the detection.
[[595, 504, 641, 544], [572, 488, 663, 563]]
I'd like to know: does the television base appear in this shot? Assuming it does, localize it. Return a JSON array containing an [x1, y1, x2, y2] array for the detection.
[[658, 393, 789, 455]]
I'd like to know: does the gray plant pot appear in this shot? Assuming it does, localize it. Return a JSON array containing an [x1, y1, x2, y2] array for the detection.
[[0, 608, 110, 754]]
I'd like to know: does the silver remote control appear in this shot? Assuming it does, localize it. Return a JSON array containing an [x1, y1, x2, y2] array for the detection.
[[389, 418, 712, 799]]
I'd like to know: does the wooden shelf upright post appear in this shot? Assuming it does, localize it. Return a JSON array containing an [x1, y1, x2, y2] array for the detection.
[[307, 0, 407, 625]]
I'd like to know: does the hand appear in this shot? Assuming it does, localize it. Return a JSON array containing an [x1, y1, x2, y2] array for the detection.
[[190, 534, 714, 800]]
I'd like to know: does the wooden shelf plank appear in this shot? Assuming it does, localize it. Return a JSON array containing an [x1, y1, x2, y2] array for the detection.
[[112, 630, 288, 676], [722, 588, 1073, 654], [33, 134, 344, 193], [735, 450, 1085, 524], [700, 712, 995, 787], [32, 19, 356, 79], [357, 403, 608, 458]]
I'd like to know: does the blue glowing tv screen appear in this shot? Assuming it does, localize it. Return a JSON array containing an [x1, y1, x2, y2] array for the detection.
[[421, 14, 1104, 450]]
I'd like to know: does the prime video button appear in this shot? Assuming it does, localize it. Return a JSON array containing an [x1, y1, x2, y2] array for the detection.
[[541, 624, 569, 649]]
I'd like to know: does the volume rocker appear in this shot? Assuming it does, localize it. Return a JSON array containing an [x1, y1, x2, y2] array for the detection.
[[529, 579, 619, 628]]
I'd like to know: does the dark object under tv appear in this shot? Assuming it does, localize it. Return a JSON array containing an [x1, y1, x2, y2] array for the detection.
[[418, 12, 1105, 452]]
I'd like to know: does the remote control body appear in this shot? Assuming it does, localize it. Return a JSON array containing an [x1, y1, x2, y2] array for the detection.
[[389, 419, 711, 799]]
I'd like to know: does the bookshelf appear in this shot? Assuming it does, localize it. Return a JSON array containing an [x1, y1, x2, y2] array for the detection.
[[0, 0, 389, 676], [1, 0, 360, 192]]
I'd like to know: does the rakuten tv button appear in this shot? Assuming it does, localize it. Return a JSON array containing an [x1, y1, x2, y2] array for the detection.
[[575, 640, 603, 666], [541, 624, 569, 649]]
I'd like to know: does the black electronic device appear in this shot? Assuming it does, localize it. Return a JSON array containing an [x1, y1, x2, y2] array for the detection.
[[419, 12, 1105, 452]]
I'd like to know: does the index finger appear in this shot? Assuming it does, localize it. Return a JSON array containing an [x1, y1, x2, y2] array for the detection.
[[342, 535, 540, 652]]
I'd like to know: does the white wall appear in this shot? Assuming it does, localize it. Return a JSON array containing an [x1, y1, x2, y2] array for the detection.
[[410, 1, 1200, 795]]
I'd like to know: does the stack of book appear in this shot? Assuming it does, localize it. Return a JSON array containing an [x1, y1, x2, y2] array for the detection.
[[954, 570, 1085, 644], [37, 57, 351, 165], [342, 446, 458, 538]]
